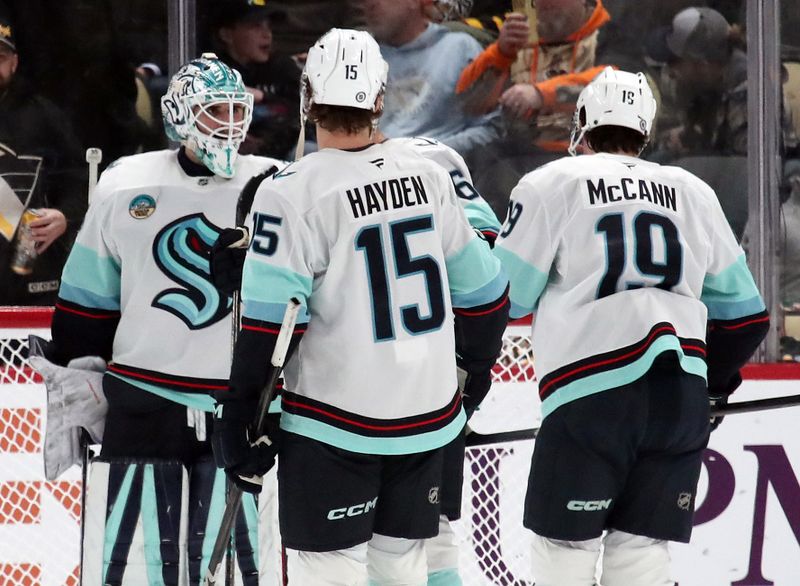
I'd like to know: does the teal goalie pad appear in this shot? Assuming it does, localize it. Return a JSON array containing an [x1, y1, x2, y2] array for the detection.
[[81, 458, 279, 585]]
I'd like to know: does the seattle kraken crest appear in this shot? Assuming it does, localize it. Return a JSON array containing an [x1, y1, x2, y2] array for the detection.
[[152, 214, 231, 329]]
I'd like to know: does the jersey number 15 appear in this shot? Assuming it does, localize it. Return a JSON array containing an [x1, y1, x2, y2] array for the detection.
[[356, 215, 446, 341]]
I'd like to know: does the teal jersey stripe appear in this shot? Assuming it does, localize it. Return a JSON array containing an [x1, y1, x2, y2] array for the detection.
[[59, 282, 121, 310], [103, 465, 137, 582], [463, 201, 501, 234], [107, 372, 216, 412], [428, 569, 463, 586], [141, 465, 166, 586], [541, 337, 707, 419], [242, 261, 312, 309], [704, 295, 766, 320], [450, 270, 508, 308], [445, 238, 504, 299], [509, 300, 533, 320], [243, 299, 311, 325], [61, 242, 121, 301], [493, 247, 548, 318], [280, 409, 467, 455], [702, 255, 765, 319]]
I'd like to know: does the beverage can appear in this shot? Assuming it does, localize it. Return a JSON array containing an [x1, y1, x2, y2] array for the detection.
[[511, 0, 539, 46], [11, 208, 41, 275]]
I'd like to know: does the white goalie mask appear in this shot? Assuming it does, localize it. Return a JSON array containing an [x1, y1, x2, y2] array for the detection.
[[568, 66, 657, 156], [161, 53, 254, 178], [301, 28, 388, 116]]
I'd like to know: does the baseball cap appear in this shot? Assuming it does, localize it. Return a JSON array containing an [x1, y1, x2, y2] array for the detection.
[[214, 0, 287, 28], [0, 15, 16, 53], [647, 7, 731, 63]]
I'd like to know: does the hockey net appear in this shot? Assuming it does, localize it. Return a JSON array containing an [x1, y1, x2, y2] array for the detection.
[[0, 307, 539, 586]]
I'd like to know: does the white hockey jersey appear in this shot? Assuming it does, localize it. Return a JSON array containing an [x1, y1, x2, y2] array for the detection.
[[238, 140, 507, 454], [57, 149, 286, 411], [494, 153, 766, 419], [386, 136, 500, 238]]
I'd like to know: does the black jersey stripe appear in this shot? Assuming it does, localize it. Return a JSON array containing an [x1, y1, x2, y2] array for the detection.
[[538, 322, 706, 401], [281, 389, 462, 438]]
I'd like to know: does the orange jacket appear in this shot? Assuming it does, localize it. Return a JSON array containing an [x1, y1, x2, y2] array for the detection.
[[456, 0, 611, 151]]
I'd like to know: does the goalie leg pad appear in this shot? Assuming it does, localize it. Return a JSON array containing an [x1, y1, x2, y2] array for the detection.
[[81, 458, 189, 586], [425, 515, 462, 585], [600, 529, 672, 586], [285, 544, 368, 586], [189, 457, 273, 586], [530, 533, 601, 586]]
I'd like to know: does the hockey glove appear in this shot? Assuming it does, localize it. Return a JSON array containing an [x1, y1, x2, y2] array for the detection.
[[457, 358, 494, 419], [708, 371, 741, 432], [211, 400, 279, 494], [209, 227, 250, 297], [709, 394, 729, 432], [28, 352, 108, 480]]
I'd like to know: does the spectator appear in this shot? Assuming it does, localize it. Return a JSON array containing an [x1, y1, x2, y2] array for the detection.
[[360, 0, 500, 157], [211, 0, 301, 159], [0, 13, 86, 305], [646, 6, 747, 159], [455, 0, 611, 215]]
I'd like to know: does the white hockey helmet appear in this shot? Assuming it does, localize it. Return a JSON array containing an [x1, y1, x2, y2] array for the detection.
[[301, 28, 388, 116], [161, 53, 254, 178], [429, 0, 474, 22], [568, 66, 657, 156]]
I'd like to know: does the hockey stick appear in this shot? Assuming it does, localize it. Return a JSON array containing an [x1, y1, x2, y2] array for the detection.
[[85, 148, 102, 204], [712, 393, 800, 416], [220, 166, 280, 584], [79, 147, 101, 586], [466, 427, 539, 447], [205, 298, 302, 586], [463, 393, 800, 448]]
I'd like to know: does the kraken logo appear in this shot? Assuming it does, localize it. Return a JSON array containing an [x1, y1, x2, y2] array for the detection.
[[152, 214, 231, 329]]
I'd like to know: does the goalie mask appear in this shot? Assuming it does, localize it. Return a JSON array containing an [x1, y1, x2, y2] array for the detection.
[[161, 53, 254, 178], [568, 66, 657, 156]]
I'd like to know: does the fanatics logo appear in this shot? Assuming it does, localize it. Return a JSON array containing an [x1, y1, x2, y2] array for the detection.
[[677, 492, 692, 511], [428, 487, 440, 504]]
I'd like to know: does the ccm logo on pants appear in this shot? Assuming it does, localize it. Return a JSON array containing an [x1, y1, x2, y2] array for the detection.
[[327, 497, 379, 520], [566, 499, 613, 511]]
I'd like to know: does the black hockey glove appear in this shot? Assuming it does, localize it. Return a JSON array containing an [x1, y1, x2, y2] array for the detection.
[[708, 371, 741, 432], [708, 394, 728, 432], [209, 227, 249, 297], [457, 358, 494, 419], [211, 400, 279, 494]]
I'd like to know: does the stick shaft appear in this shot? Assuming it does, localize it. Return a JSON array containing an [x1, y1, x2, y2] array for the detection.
[[205, 299, 302, 585]]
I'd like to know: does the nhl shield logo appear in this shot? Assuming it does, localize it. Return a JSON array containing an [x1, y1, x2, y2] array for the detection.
[[428, 486, 440, 504], [129, 194, 156, 219], [677, 492, 692, 511]]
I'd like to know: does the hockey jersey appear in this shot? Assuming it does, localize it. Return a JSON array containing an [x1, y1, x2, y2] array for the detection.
[[53, 149, 286, 411], [494, 153, 768, 419], [386, 136, 500, 240], [233, 140, 508, 454]]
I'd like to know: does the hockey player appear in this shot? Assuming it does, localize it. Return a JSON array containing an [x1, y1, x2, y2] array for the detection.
[[493, 67, 769, 586], [47, 54, 286, 584], [212, 28, 509, 586]]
